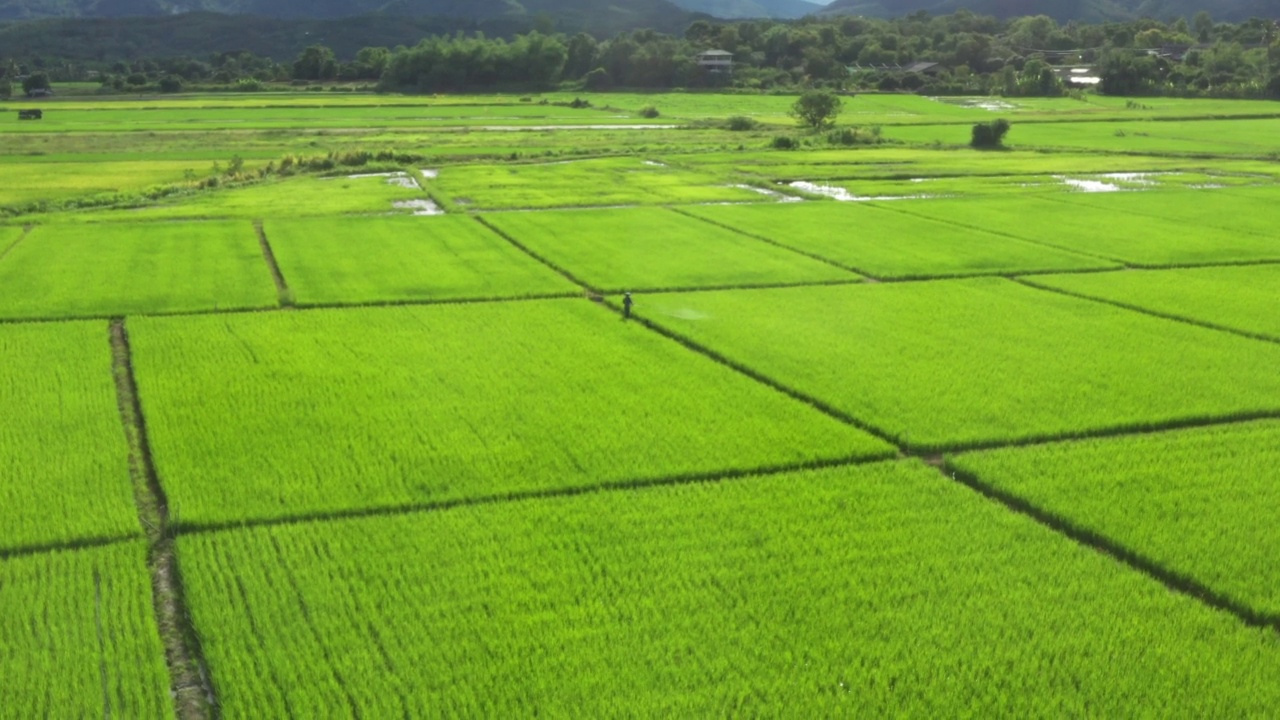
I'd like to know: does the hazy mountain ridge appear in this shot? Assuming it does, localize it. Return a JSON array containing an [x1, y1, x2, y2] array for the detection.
[[0, 0, 494, 18], [4, 0, 1268, 22], [0, 0, 690, 29], [817, 0, 1280, 22], [0, 12, 512, 60], [668, 0, 822, 19], [0, 0, 1270, 33], [0, 0, 697, 58]]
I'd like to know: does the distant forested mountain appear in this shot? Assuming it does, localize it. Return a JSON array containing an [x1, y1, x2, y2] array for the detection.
[[0, 0, 698, 59], [0, 13, 505, 60], [0, 0, 508, 18], [817, 0, 1280, 22], [2, 0, 1270, 23], [668, 0, 822, 19], [3, 1, 1275, 99], [0, 0, 692, 34]]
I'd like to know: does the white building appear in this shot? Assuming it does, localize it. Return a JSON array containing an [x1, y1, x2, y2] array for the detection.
[[696, 50, 734, 73]]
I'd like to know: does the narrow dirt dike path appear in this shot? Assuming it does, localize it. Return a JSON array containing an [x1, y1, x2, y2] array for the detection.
[[933, 461, 1280, 635], [668, 207, 876, 279], [474, 215, 595, 292], [109, 319, 219, 720], [1014, 277, 1280, 346], [253, 220, 294, 308], [177, 452, 891, 539], [0, 224, 34, 262]]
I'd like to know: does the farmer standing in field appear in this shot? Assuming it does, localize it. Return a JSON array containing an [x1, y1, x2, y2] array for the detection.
[[623, 292, 634, 319]]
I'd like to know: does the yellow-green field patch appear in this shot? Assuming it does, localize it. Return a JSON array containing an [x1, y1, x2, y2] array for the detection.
[[131, 300, 891, 527], [0, 543, 173, 718], [180, 460, 1280, 716], [636, 279, 1280, 450], [483, 207, 857, 291], [0, 321, 139, 551], [267, 215, 577, 305], [0, 220, 277, 319], [1026, 264, 1280, 341], [683, 202, 1116, 279], [951, 420, 1280, 618]]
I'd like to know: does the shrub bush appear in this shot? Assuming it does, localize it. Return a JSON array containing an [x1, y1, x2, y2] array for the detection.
[[971, 119, 1011, 148], [828, 128, 859, 145]]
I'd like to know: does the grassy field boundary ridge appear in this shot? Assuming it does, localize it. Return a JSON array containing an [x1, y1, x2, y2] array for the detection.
[[1015, 277, 1280, 346], [0, 225, 31, 262], [939, 459, 1280, 634], [109, 320, 218, 720], [253, 221, 293, 308]]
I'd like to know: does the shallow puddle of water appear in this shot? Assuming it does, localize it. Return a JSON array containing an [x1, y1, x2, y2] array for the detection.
[[1051, 171, 1249, 193], [479, 124, 671, 131], [420, 169, 439, 179], [392, 199, 444, 216], [484, 204, 644, 213], [1056, 177, 1123, 193], [788, 181, 939, 202], [968, 101, 1017, 112], [386, 176, 421, 190], [1098, 172, 1162, 185], [345, 171, 406, 180], [797, 171, 1245, 197], [928, 97, 1019, 112], [789, 181, 857, 201], [728, 184, 803, 202]]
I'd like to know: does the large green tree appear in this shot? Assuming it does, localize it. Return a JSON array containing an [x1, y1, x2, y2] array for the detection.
[[564, 33, 599, 79], [293, 44, 337, 81], [353, 47, 390, 78], [21, 72, 50, 94], [790, 90, 844, 130]]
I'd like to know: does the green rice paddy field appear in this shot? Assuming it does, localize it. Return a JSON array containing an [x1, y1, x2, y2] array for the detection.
[[1, 89, 1278, 717]]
